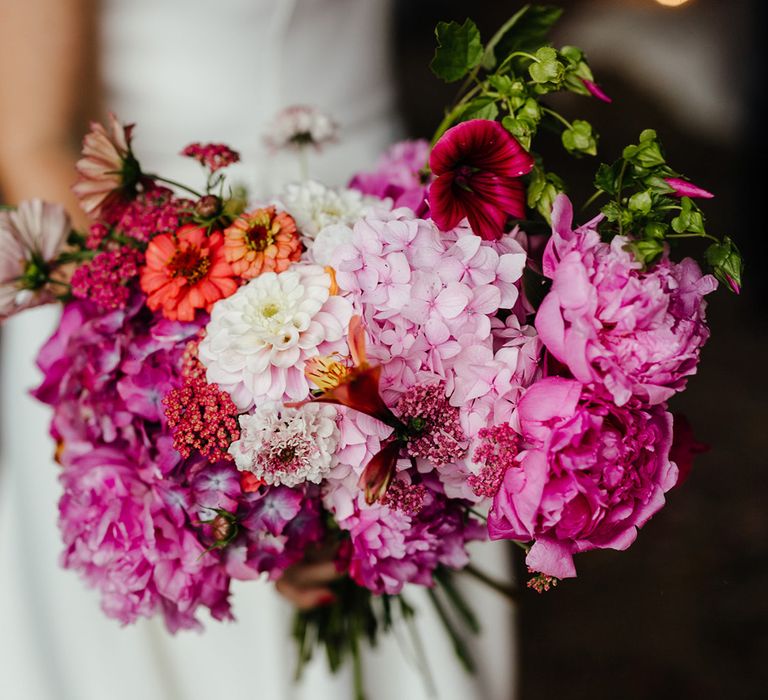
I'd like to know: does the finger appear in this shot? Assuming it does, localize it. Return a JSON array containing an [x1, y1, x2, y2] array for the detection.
[[275, 579, 335, 611], [282, 560, 342, 587]]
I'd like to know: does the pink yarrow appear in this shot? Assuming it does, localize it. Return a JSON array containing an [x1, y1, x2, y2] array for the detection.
[[164, 377, 240, 462], [396, 382, 467, 466], [468, 423, 521, 498], [70, 247, 143, 310], [181, 143, 241, 172]]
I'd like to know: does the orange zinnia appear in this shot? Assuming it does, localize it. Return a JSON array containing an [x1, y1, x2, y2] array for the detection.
[[140, 225, 237, 321], [224, 206, 302, 279]]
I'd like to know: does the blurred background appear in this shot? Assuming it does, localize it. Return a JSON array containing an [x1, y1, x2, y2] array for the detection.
[[394, 0, 767, 697]]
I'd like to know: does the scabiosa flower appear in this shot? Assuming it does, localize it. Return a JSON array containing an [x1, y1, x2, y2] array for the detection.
[[537, 195, 718, 406], [264, 105, 338, 152], [488, 378, 678, 579], [140, 225, 238, 321], [349, 139, 432, 215], [0, 199, 70, 321], [73, 113, 142, 218], [198, 263, 353, 409], [163, 376, 240, 462], [181, 143, 240, 172], [278, 180, 381, 243], [229, 402, 340, 487], [428, 119, 535, 241], [224, 206, 302, 279], [71, 247, 143, 311], [396, 381, 467, 466]]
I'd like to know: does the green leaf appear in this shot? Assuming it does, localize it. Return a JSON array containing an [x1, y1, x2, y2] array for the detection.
[[458, 96, 499, 122], [631, 238, 665, 265], [431, 19, 484, 83], [493, 5, 564, 60], [503, 116, 532, 150], [529, 46, 564, 84], [623, 131, 665, 169], [594, 161, 623, 196], [628, 190, 652, 215], [644, 222, 668, 240], [526, 167, 565, 222], [705, 236, 742, 293], [562, 119, 597, 156]]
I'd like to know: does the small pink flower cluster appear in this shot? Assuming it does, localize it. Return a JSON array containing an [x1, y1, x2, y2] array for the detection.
[[467, 423, 521, 498], [71, 246, 143, 310], [396, 381, 466, 466], [181, 142, 241, 172], [163, 376, 240, 463], [104, 186, 192, 243]]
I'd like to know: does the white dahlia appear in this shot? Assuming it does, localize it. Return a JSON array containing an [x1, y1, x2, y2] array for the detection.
[[199, 263, 353, 409], [278, 180, 383, 243], [230, 402, 340, 487]]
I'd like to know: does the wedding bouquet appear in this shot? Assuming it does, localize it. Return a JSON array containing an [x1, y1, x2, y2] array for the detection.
[[0, 4, 742, 696]]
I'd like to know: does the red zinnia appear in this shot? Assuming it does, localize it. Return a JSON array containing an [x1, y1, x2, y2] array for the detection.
[[140, 225, 237, 321], [428, 119, 534, 241]]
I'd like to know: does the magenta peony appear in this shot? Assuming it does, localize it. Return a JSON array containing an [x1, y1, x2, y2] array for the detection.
[[428, 119, 534, 241], [536, 195, 717, 406], [488, 377, 678, 578]]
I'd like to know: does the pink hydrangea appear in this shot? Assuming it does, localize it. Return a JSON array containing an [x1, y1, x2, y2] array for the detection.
[[488, 377, 679, 579], [349, 139, 432, 215], [536, 195, 717, 406], [342, 489, 484, 595]]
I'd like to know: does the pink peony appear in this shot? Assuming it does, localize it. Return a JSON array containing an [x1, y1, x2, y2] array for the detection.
[[428, 119, 534, 241], [488, 377, 678, 579], [58, 447, 231, 630], [536, 195, 717, 406]]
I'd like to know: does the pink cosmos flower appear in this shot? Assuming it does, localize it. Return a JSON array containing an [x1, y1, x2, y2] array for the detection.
[[428, 119, 535, 241], [536, 195, 717, 406], [73, 113, 141, 218], [0, 199, 70, 321], [664, 177, 714, 199], [488, 378, 678, 579]]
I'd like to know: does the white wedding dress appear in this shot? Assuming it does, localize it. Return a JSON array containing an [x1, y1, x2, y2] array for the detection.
[[0, 2, 516, 698]]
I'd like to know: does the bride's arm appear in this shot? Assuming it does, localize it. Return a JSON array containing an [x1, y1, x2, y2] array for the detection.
[[0, 0, 96, 222]]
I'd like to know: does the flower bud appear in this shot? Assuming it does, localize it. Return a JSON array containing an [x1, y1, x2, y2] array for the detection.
[[195, 195, 221, 219]]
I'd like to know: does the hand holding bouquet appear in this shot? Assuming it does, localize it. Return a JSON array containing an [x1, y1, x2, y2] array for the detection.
[[0, 5, 742, 697]]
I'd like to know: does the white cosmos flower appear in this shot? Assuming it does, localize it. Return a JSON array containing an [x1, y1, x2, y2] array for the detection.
[[199, 263, 353, 409], [230, 402, 340, 487]]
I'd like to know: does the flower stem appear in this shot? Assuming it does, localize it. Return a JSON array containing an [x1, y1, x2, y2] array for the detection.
[[351, 634, 365, 700], [542, 107, 572, 130], [464, 564, 519, 604], [145, 174, 204, 198], [582, 188, 605, 211]]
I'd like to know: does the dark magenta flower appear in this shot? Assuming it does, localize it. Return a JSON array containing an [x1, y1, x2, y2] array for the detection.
[[428, 119, 534, 241]]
